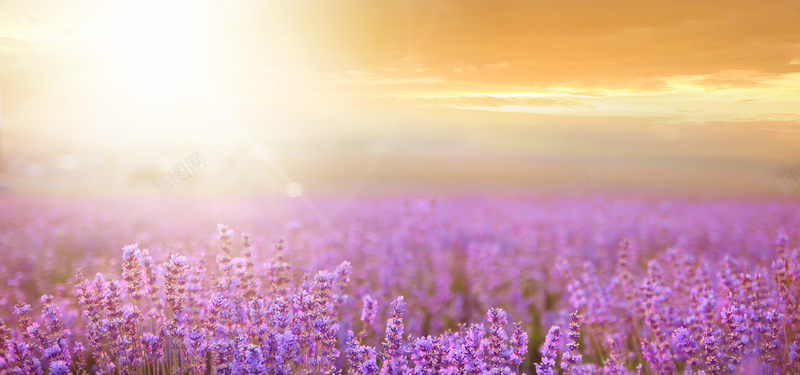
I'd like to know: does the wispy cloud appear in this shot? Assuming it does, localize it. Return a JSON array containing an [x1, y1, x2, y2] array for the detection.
[[333, 71, 443, 86]]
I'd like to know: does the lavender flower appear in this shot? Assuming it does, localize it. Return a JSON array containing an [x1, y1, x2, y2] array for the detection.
[[701, 327, 720, 375], [561, 311, 583, 373], [536, 326, 561, 375], [602, 337, 629, 375], [671, 326, 697, 369], [509, 322, 528, 368], [381, 296, 409, 375], [48, 360, 69, 375], [121, 243, 145, 300], [789, 337, 800, 374], [486, 308, 510, 370], [164, 253, 189, 314], [361, 295, 379, 326]]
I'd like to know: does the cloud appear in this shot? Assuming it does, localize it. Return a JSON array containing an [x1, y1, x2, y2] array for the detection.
[[302, 0, 800, 90], [405, 94, 596, 112], [5, 0, 800, 95], [486, 61, 509, 69], [752, 126, 800, 133], [334, 70, 443, 86]]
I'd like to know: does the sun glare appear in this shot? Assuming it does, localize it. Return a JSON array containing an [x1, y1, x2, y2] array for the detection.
[[61, 1, 252, 149], [85, 1, 204, 86]]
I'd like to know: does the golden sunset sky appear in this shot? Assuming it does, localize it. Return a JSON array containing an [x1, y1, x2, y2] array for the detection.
[[1, 0, 799, 196]]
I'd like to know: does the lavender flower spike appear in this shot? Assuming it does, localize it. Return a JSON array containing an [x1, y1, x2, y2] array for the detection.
[[510, 322, 528, 370], [536, 326, 561, 375], [361, 295, 378, 325], [561, 311, 582, 373]]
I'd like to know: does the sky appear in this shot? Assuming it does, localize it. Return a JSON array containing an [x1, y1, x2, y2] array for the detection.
[[1, 0, 799, 197]]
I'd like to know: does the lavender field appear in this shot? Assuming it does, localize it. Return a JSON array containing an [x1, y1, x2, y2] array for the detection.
[[0, 196, 798, 375]]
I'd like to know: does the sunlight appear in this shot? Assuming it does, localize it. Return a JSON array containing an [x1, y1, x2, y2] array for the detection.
[[86, 1, 204, 86], [54, 1, 255, 151]]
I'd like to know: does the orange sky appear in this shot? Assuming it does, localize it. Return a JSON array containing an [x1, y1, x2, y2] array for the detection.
[[1, 0, 799, 196]]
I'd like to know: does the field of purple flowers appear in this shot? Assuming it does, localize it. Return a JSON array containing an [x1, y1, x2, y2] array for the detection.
[[0, 196, 798, 374]]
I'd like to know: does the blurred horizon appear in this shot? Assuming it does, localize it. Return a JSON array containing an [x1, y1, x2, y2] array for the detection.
[[1, 0, 799, 199]]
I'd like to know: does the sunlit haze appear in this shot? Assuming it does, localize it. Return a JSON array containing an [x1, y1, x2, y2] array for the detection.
[[1, 0, 799, 197]]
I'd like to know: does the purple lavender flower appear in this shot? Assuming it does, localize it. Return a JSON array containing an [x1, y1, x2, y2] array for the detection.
[[335, 260, 352, 288], [13, 302, 32, 316], [701, 327, 720, 375], [671, 326, 697, 369], [360, 346, 380, 375], [789, 337, 800, 374], [509, 322, 528, 369], [121, 243, 145, 300], [411, 335, 446, 374], [217, 224, 234, 276], [164, 253, 189, 314], [381, 296, 409, 375], [486, 308, 510, 370], [48, 360, 69, 375], [361, 295, 379, 326], [535, 326, 561, 375], [0, 319, 10, 358], [602, 337, 629, 375], [561, 311, 583, 374], [463, 323, 487, 373]]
